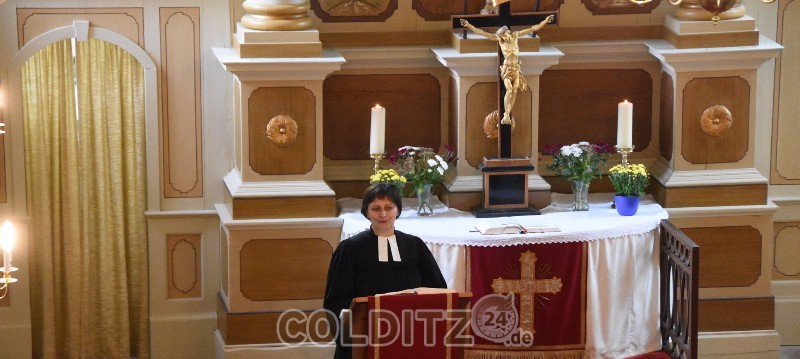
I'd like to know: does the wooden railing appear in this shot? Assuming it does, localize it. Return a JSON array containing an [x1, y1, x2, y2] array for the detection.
[[659, 219, 699, 359]]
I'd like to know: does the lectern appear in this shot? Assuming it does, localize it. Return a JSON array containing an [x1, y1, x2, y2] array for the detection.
[[345, 292, 472, 359]]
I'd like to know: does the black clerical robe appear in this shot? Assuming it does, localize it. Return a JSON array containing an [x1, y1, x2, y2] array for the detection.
[[323, 228, 448, 358]]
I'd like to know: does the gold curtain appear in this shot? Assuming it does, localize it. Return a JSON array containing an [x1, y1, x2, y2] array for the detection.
[[23, 38, 149, 359]]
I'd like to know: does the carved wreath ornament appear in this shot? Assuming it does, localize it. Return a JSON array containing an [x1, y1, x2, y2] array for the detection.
[[700, 105, 733, 137], [483, 110, 514, 140], [266, 115, 298, 147]]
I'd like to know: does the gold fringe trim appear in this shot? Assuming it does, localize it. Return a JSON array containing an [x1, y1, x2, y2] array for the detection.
[[465, 349, 585, 359]]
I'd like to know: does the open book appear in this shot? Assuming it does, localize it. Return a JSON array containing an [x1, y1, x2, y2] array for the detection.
[[377, 287, 457, 296], [475, 216, 560, 235]]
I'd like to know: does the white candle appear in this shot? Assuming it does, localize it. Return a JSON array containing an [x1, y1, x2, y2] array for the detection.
[[0, 221, 13, 272], [369, 104, 385, 154], [617, 100, 633, 149], [0, 91, 6, 134]]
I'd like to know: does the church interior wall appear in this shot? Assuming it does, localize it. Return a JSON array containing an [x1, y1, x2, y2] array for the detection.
[[0, 0, 798, 357]]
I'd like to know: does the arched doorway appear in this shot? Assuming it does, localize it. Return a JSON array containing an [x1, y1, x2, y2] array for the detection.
[[7, 23, 158, 358]]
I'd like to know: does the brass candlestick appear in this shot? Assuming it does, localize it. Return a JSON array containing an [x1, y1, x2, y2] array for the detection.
[[370, 153, 384, 174], [612, 145, 635, 209], [0, 267, 18, 299], [615, 145, 635, 167]]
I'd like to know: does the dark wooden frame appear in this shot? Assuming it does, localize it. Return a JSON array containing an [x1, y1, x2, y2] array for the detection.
[[580, 0, 660, 15], [659, 219, 699, 359], [310, 0, 398, 22]]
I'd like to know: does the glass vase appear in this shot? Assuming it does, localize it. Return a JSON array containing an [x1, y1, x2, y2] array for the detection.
[[416, 183, 434, 216], [570, 180, 590, 211]]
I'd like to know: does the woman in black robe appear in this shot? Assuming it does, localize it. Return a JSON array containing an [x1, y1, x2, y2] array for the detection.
[[323, 183, 448, 359]]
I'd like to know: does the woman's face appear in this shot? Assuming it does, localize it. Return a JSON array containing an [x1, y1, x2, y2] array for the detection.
[[367, 196, 399, 236]]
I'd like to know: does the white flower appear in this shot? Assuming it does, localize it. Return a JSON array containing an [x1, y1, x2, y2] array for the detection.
[[578, 141, 590, 146], [441, 162, 448, 170], [437, 167, 444, 175], [570, 147, 583, 157], [560, 145, 571, 156], [427, 158, 437, 167]]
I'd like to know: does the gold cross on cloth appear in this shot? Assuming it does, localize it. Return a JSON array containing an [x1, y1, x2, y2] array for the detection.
[[491, 251, 562, 335]]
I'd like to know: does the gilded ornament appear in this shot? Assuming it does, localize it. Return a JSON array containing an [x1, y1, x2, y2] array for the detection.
[[700, 105, 732, 137], [483, 110, 515, 140], [461, 15, 554, 125], [266, 115, 299, 147]]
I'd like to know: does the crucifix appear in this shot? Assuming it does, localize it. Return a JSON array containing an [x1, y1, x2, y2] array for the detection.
[[492, 251, 562, 335], [453, 0, 556, 158], [453, 0, 556, 217]]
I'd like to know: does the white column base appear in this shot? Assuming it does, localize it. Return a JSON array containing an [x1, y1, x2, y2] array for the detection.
[[214, 330, 335, 359], [774, 280, 800, 345], [699, 330, 781, 359], [224, 169, 335, 198]]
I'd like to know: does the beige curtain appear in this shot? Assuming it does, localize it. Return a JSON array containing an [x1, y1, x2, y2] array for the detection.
[[23, 38, 83, 359], [23, 38, 149, 359]]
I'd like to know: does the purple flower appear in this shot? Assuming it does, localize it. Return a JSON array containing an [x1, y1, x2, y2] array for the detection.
[[543, 144, 559, 155]]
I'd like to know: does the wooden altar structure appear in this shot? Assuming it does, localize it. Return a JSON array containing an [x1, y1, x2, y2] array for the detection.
[[212, 1, 783, 359]]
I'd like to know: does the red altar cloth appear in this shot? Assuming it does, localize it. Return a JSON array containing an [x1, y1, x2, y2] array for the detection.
[[467, 242, 586, 358]]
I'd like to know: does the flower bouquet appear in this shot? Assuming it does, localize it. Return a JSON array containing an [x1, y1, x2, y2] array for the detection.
[[369, 168, 407, 191], [389, 145, 456, 215], [608, 163, 649, 216], [608, 163, 649, 197], [543, 141, 614, 210]]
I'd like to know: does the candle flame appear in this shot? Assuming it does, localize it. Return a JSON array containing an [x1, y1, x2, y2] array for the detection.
[[373, 104, 383, 109]]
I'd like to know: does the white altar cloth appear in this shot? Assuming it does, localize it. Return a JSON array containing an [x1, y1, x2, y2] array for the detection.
[[336, 193, 668, 358], [338, 193, 667, 246]]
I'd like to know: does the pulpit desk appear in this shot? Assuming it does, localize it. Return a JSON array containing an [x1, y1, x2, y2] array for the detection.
[[338, 194, 669, 359]]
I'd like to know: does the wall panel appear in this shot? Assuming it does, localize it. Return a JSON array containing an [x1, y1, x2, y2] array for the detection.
[[681, 77, 749, 164], [772, 0, 800, 183], [323, 74, 441, 161], [539, 69, 652, 152], [239, 238, 331, 301], [699, 297, 774, 331], [167, 234, 202, 299], [774, 224, 800, 278], [161, 8, 203, 198], [17, 8, 144, 48], [682, 226, 761, 288], [248, 87, 316, 175]]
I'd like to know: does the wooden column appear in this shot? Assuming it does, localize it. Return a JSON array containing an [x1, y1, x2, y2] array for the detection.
[[213, 44, 344, 358]]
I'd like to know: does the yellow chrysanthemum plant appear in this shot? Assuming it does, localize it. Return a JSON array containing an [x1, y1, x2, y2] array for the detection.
[[369, 168, 407, 192], [608, 163, 650, 197]]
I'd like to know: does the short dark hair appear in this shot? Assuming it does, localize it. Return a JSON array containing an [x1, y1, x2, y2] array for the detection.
[[361, 183, 403, 219]]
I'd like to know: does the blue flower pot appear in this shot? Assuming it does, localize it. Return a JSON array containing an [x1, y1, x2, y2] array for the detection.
[[614, 195, 640, 216]]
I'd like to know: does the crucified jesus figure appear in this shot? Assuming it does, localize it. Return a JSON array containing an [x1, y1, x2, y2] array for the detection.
[[460, 15, 554, 125]]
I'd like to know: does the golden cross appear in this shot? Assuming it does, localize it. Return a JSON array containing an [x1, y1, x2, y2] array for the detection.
[[491, 251, 562, 335]]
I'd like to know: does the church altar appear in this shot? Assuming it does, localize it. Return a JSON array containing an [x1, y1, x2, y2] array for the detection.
[[337, 193, 669, 358]]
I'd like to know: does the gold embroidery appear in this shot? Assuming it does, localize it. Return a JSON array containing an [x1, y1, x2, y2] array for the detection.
[[492, 251, 562, 335]]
